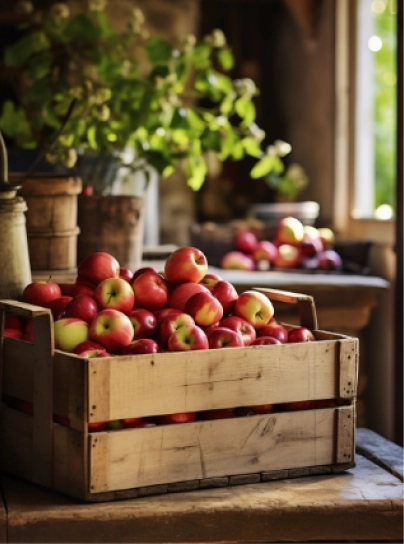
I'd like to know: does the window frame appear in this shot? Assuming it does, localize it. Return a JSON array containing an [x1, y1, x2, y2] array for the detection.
[[334, 0, 396, 245]]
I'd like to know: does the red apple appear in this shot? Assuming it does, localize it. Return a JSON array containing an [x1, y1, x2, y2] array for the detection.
[[77, 348, 111, 358], [280, 400, 313, 411], [220, 316, 256, 346], [107, 420, 123, 430], [119, 266, 133, 283], [158, 312, 195, 349], [252, 336, 282, 345], [220, 251, 255, 271], [234, 406, 256, 417], [60, 294, 99, 324], [312, 399, 337, 409], [167, 324, 209, 352], [317, 250, 343, 271], [127, 308, 158, 340], [66, 282, 96, 298], [274, 244, 302, 269], [276, 216, 304, 246], [120, 338, 161, 355], [199, 409, 235, 420], [131, 266, 158, 282], [54, 414, 71, 427], [4, 328, 23, 340], [317, 227, 335, 250], [121, 417, 142, 428], [168, 282, 210, 311], [207, 327, 244, 349], [72, 340, 106, 354], [288, 327, 315, 343], [23, 319, 34, 342], [301, 226, 324, 258], [234, 230, 258, 254], [132, 271, 169, 311], [14, 399, 34, 416], [94, 277, 135, 313], [257, 319, 288, 343], [88, 421, 108, 432], [154, 307, 183, 322], [45, 296, 73, 321], [211, 280, 239, 316], [82, 185, 94, 196], [184, 291, 223, 328], [77, 251, 120, 286], [164, 246, 208, 285], [247, 404, 275, 414], [4, 314, 25, 332], [233, 290, 274, 329], [22, 280, 62, 307], [253, 240, 278, 264], [89, 309, 134, 352], [155, 412, 197, 425], [54, 317, 90, 352], [200, 272, 223, 289]]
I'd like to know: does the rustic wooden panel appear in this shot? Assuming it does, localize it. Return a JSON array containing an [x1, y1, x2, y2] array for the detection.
[[87, 340, 345, 422], [2, 451, 403, 543], [336, 405, 355, 463], [53, 352, 87, 431], [89, 408, 335, 493], [0, 404, 33, 481], [2, 338, 34, 401], [356, 428, 404, 481]]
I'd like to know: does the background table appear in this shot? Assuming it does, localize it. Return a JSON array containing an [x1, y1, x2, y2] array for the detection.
[[0, 429, 402, 543]]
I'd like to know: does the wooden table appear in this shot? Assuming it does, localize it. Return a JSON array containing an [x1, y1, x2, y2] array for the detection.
[[0, 429, 402, 543]]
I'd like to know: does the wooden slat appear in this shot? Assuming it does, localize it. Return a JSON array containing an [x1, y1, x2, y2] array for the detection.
[[339, 338, 359, 398], [356, 427, 404, 481], [87, 340, 343, 422], [0, 404, 33, 481], [53, 425, 88, 500], [89, 408, 336, 493], [2, 339, 34, 401], [336, 405, 355, 463], [32, 312, 54, 489], [53, 351, 87, 431]]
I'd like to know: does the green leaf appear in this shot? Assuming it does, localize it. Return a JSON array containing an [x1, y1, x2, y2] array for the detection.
[[192, 43, 212, 70], [87, 126, 98, 150], [145, 37, 172, 66], [4, 32, 50, 66], [235, 97, 256, 125], [186, 158, 208, 191], [66, 14, 102, 43], [250, 156, 280, 179], [230, 140, 244, 160], [217, 47, 234, 71], [242, 137, 262, 158]]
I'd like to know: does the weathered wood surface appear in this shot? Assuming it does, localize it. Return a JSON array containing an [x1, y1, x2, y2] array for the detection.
[[1, 431, 402, 543], [356, 427, 404, 481]]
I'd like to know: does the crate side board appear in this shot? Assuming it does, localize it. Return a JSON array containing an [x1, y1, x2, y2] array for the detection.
[[0, 404, 33, 481], [87, 338, 355, 422], [88, 407, 341, 494]]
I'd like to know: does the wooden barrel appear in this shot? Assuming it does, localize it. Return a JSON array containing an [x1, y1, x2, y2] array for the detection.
[[77, 195, 144, 272], [12, 175, 82, 271]]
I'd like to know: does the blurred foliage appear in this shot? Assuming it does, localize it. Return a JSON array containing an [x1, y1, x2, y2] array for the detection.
[[374, 0, 397, 211], [0, 0, 286, 194]]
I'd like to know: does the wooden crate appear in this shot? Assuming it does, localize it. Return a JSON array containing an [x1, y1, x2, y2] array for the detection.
[[0, 289, 358, 502]]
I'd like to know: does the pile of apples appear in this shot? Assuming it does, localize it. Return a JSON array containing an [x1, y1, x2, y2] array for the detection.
[[3, 246, 336, 431], [220, 216, 343, 272]]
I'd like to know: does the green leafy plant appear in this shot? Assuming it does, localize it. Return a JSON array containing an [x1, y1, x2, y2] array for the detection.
[[0, 0, 284, 194], [261, 140, 309, 201]]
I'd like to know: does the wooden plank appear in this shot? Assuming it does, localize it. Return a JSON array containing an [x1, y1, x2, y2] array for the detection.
[[2, 453, 403, 543], [53, 426, 89, 500], [2, 339, 34, 402], [356, 427, 404, 481], [87, 340, 345, 422], [254, 287, 318, 329], [0, 404, 33, 481], [339, 337, 359, 398], [89, 408, 336, 493], [336, 405, 355, 464], [32, 313, 54, 489], [53, 352, 87, 431]]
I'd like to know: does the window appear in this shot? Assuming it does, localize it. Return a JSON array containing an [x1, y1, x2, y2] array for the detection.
[[335, 0, 397, 241]]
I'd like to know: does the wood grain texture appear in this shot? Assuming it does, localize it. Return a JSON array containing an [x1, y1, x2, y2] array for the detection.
[[88, 408, 337, 493], [356, 428, 404, 481], [1, 452, 402, 543], [87, 338, 350, 422]]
